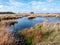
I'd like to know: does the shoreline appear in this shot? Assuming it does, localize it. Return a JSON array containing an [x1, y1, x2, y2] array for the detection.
[[0, 14, 60, 20]]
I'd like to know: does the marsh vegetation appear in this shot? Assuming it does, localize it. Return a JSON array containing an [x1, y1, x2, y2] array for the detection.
[[18, 22, 60, 45], [0, 13, 60, 45]]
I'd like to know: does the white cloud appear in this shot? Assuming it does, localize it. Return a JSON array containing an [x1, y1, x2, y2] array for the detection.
[[42, 8, 47, 10], [31, 1, 44, 10], [0, 0, 59, 13], [9, 0, 25, 6], [47, 0, 54, 2], [42, 8, 54, 11], [0, 5, 4, 8]]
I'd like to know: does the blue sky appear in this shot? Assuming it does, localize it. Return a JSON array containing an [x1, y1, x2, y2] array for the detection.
[[0, 0, 60, 13]]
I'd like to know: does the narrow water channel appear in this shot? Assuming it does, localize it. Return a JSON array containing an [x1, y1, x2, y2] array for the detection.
[[8, 17, 60, 32]]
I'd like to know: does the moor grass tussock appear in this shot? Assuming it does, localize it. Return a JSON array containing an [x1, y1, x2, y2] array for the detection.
[[0, 20, 17, 27], [18, 22, 60, 45], [18, 29, 44, 45], [0, 28, 16, 45]]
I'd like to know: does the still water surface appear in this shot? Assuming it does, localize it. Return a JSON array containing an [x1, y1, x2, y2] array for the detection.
[[8, 17, 60, 32]]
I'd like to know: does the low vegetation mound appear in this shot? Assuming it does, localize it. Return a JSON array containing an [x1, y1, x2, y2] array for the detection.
[[18, 22, 60, 45]]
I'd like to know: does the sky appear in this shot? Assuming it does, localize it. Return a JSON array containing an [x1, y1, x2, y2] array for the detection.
[[0, 0, 60, 13]]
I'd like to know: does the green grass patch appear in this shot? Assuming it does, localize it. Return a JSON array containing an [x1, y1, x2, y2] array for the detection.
[[34, 26, 42, 30]]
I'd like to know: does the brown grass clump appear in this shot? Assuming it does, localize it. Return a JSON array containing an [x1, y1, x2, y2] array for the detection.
[[18, 29, 44, 45], [28, 15, 36, 19], [0, 28, 15, 45]]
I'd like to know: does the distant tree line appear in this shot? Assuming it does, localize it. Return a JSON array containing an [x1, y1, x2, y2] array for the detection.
[[0, 12, 15, 14], [30, 12, 34, 14]]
